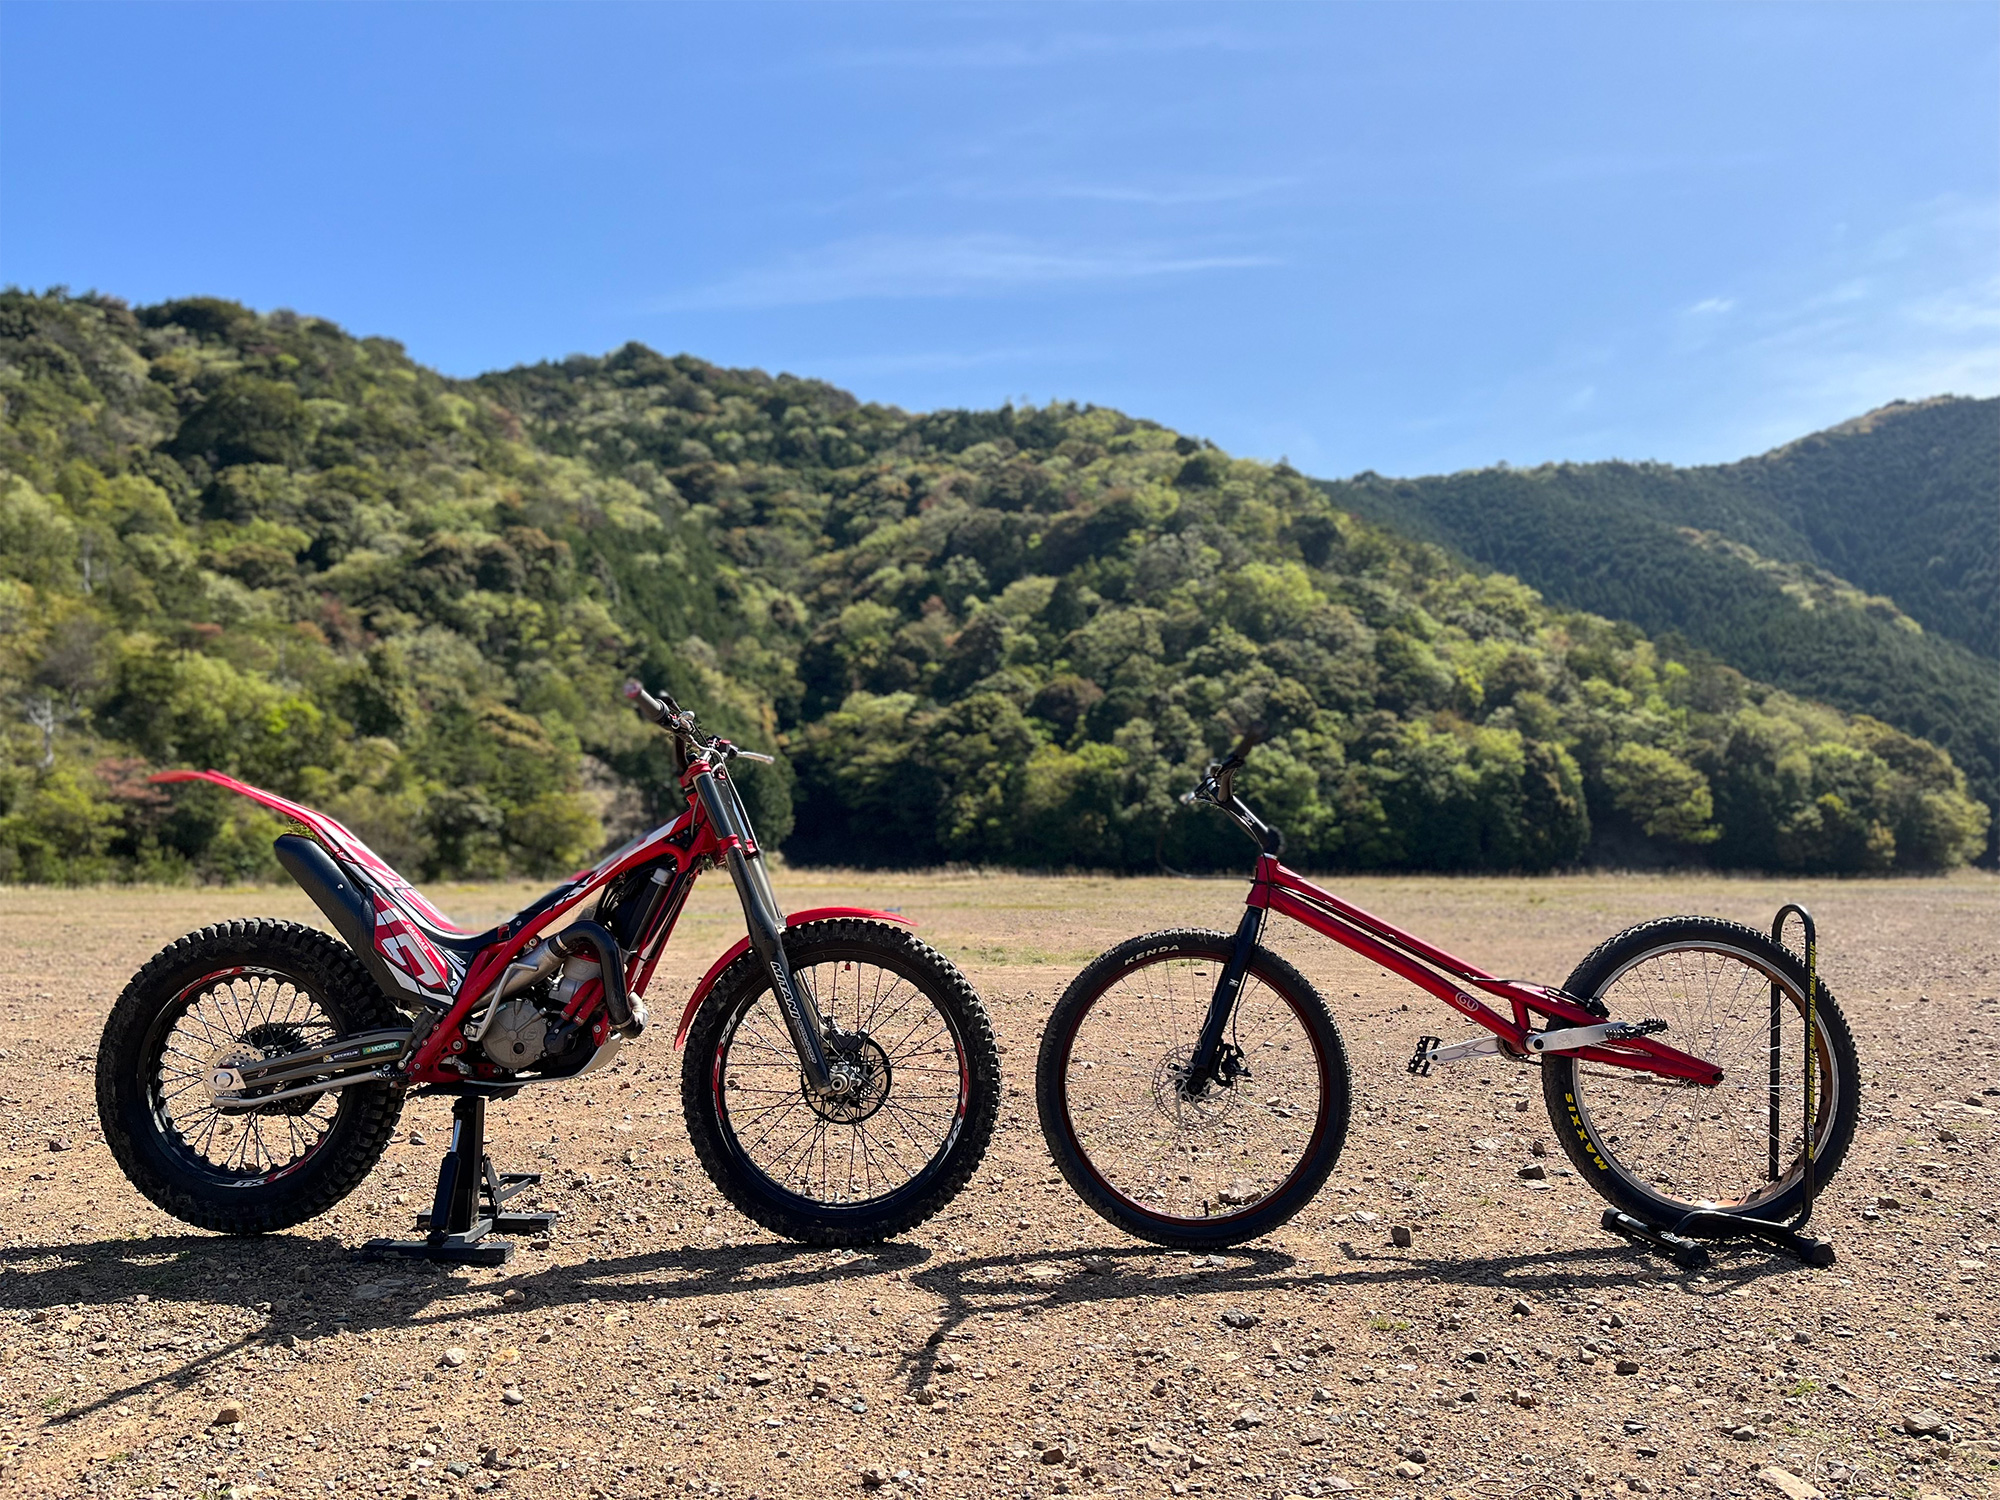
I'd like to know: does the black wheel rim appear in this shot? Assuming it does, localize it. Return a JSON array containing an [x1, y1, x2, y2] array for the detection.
[[142, 967, 350, 1186], [712, 951, 969, 1210]]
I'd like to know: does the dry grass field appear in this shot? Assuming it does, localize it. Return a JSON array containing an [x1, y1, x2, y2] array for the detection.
[[0, 868, 1995, 1500]]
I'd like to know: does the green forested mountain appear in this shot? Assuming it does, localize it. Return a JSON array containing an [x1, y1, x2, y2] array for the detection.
[[0, 289, 1987, 883], [1320, 398, 2000, 859]]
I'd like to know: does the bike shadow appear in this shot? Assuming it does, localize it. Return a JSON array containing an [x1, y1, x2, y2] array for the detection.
[[0, 1223, 1808, 1423]]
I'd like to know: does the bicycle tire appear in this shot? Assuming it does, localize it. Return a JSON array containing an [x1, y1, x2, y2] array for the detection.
[[1540, 915, 1860, 1224], [1038, 928, 1351, 1249]]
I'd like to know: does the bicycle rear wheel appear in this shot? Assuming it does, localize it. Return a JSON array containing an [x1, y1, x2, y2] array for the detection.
[[1541, 916, 1860, 1224], [1037, 929, 1351, 1248]]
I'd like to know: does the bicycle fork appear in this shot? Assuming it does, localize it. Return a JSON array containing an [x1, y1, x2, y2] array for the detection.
[[1184, 906, 1268, 1094]]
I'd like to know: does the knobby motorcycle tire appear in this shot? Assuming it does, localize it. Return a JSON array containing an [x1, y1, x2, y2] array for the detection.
[[97, 919, 407, 1235], [681, 919, 1000, 1246]]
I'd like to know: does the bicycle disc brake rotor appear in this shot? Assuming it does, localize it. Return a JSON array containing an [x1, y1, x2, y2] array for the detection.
[[1151, 1046, 1242, 1130], [802, 1030, 892, 1124]]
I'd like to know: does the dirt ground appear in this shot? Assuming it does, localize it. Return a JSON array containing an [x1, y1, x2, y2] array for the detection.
[[0, 868, 1995, 1500]]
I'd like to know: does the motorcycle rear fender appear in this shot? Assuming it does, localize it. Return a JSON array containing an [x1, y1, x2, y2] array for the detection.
[[672, 907, 914, 1048]]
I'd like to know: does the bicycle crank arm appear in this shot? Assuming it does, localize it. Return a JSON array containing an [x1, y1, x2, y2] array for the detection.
[[1526, 1018, 1668, 1055], [1408, 1034, 1510, 1075]]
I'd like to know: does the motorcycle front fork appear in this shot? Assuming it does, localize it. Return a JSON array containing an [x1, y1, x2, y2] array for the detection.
[[696, 776, 841, 1097]]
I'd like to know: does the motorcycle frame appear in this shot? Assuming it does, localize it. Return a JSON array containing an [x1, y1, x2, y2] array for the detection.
[[158, 751, 901, 1095]]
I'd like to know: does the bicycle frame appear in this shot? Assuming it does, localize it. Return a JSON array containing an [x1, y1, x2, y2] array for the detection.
[[1179, 747, 1724, 1090]]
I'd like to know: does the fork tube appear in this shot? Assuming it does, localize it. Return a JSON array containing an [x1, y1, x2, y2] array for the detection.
[[1188, 906, 1268, 1077], [695, 773, 834, 1093]]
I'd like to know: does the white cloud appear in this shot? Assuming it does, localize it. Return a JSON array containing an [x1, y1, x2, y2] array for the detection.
[[1685, 297, 1736, 316], [657, 234, 1277, 310]]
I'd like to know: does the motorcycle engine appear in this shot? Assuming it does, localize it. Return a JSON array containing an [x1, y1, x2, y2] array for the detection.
[[482, 996, 552, 1069]]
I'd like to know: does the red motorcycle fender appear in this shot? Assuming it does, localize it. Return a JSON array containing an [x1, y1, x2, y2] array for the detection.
[[672, 907, 915, 1048]]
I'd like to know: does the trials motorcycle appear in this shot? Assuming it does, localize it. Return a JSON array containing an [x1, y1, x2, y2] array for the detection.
[[95, 682, 1000, 1251]]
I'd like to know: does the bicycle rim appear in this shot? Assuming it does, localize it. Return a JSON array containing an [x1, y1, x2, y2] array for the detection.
[[1054, 946, 1333, 1230], [1564, 939, 1840, 1212]]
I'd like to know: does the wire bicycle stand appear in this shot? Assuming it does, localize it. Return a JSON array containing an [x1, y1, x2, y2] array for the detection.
[[1602, 903, 1837, 1272], [361, 1094, 558, 1267]]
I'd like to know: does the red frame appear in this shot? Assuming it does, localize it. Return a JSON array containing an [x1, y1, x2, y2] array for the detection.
[[1249, 857, 1722, 1085], [156, 761, 906, 1088]]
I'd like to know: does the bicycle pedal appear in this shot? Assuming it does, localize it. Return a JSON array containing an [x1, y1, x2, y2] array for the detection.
[[1408, 1037, 1442, 1077]]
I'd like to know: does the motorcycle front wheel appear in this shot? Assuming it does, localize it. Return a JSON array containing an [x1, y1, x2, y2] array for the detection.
[[680, 919, 999, 1245]]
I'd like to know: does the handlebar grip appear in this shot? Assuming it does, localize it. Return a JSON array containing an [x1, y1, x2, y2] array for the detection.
[[622, 679, 672, 725]]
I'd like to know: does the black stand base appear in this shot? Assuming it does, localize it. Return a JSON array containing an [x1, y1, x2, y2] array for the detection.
[[1602, 1208, 1836, 1270], [361, 1095, 558, 1267]]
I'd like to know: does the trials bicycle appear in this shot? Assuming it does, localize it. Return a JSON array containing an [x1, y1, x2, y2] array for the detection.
[[1036, 733, 1861, 1249], [98, 681, 999, 1249]]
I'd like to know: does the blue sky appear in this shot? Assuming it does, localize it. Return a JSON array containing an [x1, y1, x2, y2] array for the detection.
[[2, 2, 1994, 476]]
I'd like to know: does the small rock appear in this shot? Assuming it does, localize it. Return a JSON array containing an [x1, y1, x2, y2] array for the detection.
[[46, 1137, 72, 1152], [1149, 1377, 1168, 1397], [861, 1466, 889, 1488], [699, 1312, 725, 1328], [1394, 1461, 1426, 1480], [1390, 1226, 1413, 1249], [1616, 1358, 1641, 1375], [1530, 1139, 1547, 1157], [1311, 1386, 1335, 1403], [1627, 1481, 1656, 1496], [500, 1386, 525, 1406], [409, 1131, 427, 1146], [500, 1288, 525, 1304], [446, 1461, 469, 1478], [1080, 1255, 1115, 1274], [1462, 1347, 1489, 1364], [1877, 1195, 1902, 1210], [1511, 1298, 1533, 1317], [1903, 1408, 1948, 1436], [1757, 1467, 1827, 1500], [442, 1347, 468, 1369], [1518, 1163, 1547, 1180], [1218, 1179, 1260, 1206], [913, 1388, 936, 1406], [1728, 1425, 1761, 1441], [1938, 1129, 1959, 1144], [812, 1377, 832, 1398], [211, 1403, 245, 1427], [1220, 1310, 1260, 1330], [1514, 1098, 1530, 1112], [1231, 1409, 1268, 1430], [1039, 1444, 1071, 1465], [1510, 1389, 1540, 1408]]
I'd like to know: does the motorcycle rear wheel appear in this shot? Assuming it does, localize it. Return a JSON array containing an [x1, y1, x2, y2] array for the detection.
[[97, 919, 406, 1234]]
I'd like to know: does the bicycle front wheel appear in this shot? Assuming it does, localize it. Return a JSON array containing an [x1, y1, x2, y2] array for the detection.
[[1037, 929, 1351, 1249], [1541, 916, 1860, 1224]]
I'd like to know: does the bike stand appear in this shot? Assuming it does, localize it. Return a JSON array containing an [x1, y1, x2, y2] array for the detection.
[[361, 1094, 557, 1267], [1601, 904, 1837, 1274]]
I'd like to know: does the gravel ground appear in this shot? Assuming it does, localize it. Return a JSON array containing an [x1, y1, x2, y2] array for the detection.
[[0, 869, 1995, 1500]]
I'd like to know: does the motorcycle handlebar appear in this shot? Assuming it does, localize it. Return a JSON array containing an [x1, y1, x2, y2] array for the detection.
[[622, 679, 675, 726]]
